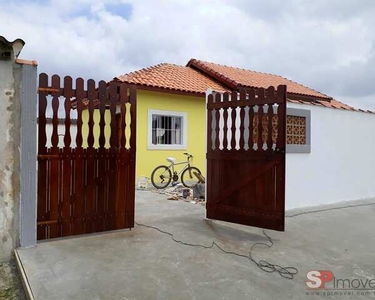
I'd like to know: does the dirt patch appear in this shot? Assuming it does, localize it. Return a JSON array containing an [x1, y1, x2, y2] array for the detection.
[[0, 259, 25, 300]]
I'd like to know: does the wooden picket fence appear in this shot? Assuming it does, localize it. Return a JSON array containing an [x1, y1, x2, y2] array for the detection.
[[37, 74, 136, 240], [206, 86, 287, 231]]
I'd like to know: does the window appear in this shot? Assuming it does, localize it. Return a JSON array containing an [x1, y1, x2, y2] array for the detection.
[[148, 109, 187, 150], [286, 108, 311, 153]]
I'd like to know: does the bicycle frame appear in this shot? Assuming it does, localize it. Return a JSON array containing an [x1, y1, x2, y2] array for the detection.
[[167, 159, 191, 177]]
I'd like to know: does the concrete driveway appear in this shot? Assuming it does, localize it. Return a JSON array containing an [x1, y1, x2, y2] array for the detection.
[[16, 191, 375, 300]]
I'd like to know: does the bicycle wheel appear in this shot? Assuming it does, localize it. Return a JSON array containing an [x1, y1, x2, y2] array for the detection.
[[181, 167, 201, 188], [151, 165, 172, 189]]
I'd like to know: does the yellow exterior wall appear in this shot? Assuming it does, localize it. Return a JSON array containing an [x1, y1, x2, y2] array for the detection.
[[82, 110, 111, 149], [136, 90, 206, 179], [81, 89, 206, 180]]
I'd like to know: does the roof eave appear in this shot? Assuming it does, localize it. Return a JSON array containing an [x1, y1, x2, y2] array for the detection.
[[115, 80, 206, 98], [282, 92, 332, 102]]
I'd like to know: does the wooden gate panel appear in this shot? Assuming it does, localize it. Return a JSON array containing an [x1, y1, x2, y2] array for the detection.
[[37, 74, 136, 240], [206, 86, 287, 231]]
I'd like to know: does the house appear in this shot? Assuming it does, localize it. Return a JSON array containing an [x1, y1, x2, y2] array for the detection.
[[110, 59, 375, 209], [75, 58, 375, 209], [112, 62, 227, 180]]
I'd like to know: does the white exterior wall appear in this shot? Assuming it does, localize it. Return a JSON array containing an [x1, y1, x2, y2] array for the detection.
[[286, 102, 375, 209]]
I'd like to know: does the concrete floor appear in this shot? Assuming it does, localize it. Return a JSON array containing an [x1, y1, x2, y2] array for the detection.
[[17, 191, 375, 300]]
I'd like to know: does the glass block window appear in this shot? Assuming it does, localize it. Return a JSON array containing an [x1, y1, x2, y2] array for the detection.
[[286, 115, 306, 145]]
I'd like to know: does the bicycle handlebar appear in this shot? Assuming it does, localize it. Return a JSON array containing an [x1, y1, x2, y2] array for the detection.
[[183, 152, 193, 158]]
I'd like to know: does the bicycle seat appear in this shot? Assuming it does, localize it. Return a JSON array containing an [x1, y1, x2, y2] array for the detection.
[[166, 157, 176, 164]]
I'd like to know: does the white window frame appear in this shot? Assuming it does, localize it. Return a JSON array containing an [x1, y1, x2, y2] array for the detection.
[[148, 109, 188, 150]]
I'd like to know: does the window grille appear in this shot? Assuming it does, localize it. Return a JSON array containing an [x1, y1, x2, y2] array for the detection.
[[151, 115, 183, 145], [286, 115, 306, 145]]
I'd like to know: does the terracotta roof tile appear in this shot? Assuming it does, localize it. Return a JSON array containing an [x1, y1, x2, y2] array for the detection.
[[115, 63, 227, 95], [187, 59, 331, 100], [15, 58, 38, 66], [113, 60, 373, 114], [286, 97, 362, 111]]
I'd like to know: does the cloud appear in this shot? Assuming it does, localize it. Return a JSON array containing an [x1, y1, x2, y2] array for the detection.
[[1, 0, 374, 110]]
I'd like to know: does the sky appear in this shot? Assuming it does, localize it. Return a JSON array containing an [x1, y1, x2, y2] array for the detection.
[[1, 0, 375, 110]]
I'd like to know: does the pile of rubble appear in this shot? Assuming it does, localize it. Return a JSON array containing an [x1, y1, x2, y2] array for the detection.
[[157, 183, 206, 205]]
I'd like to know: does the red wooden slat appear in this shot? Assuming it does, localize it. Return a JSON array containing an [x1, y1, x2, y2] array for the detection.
[[248, 106, 254, 151], [96, 81, 107, 232], [98, 81, 107, 149], [267, 86, 275, 151], [115, 85, 128, 228], [51, 75, 60, 150], [85, 150, 95, 233], [76, 78, 84, 150], [222, 93, 229, 150], [206, 93, 214, 215], [248, 89, 255, 151], [63, 77, 72, 148], [116, 149, 126, 228], [72, 78, 85, 235], [37, 73, 48, 240], [126, 86, 137, 228], [207, 93, 214, 104], [276, 85, 286, 230], [230, 91, 237, 150], [108, 153, 117, 230], [263, 163, 276, 211], [46, 148, 52, 239], [275, 159, 285, 229], [119, 84, 127, 149], [109, 82, 118, 148], [214, 93, 221, 151], [58, 148, 64, 227], [106, 83, 119, 230], [49, 75, 61, 238], [257, 89, 265, 151], [104, 151, 110, 230], [37, 158, 48, 240], [85, 80, 96, 233], [93, 151, 99, 232], [38, 73, 48, 153], [207, 94, 214, 152], [62, 76, 73, 236], [129, 86, 137, 151], [239, 90, 246, 150], [87, 79, 95, 149]]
